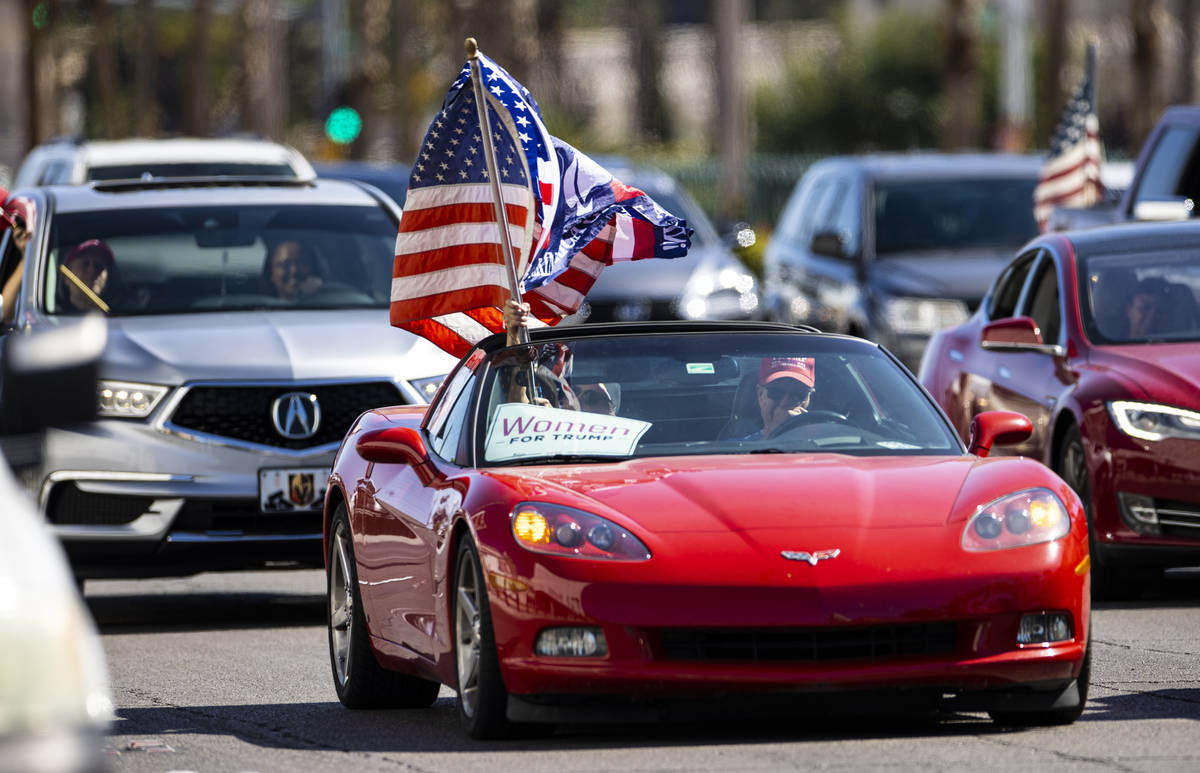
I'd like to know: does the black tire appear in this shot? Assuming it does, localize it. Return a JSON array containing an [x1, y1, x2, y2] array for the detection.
[[1056, 425, 1157, 600], [327, 503, 441, 709], [453, 537, 516, 739], [990, 641, 1090, 727]]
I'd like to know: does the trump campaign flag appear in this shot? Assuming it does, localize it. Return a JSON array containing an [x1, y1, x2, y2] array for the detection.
[[390, 46, 692, 357], [1033, 44, 1105, 232]]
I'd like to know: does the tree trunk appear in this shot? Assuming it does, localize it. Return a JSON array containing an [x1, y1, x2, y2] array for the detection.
[[134, 0, 157, 136], [629, 0, 667, 144], [241, 0, 286, 139], [184, 0, 213, 136], [943, 0, 980, 151], [1178, 0, 1196, 104], [713, 0, 747, 224], [1037, 0, 1069, 148], [92, 0, 119, 139], [1131, 0, 1165, 149]]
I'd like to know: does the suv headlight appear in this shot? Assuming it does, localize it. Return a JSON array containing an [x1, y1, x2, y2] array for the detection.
[[97, 380, 168, 418], [883, 297, 969, 336], [409, 375, 447, 403], [1108, 401, 1200, 441], [962, 488, 1070, 551], [681, 266, 759, 320]]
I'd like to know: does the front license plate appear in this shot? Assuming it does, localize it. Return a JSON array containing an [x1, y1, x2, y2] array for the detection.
[[259, 467, 329, 513]]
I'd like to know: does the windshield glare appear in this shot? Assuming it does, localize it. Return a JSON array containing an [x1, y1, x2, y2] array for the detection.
[[1081, 247, 1200, 344], [479, 333, 959, 465], [874, 178, 1038, 254], [45, 204, 397, 316]]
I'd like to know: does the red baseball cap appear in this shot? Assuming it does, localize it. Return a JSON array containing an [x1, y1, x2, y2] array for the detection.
[[759, 357, 815, 389], [65, 239, 115, 268]]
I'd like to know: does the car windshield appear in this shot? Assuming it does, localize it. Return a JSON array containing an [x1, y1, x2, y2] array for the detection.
[[43, 204, 397, 316], [874, 178, 1038, 254], [1080, 246, 1200, 344], [477, 332, 960, 465]]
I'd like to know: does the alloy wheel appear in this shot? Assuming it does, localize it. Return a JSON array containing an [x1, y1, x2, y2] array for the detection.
[[329, 525, 354, 687], [455, 551, 483, 719]]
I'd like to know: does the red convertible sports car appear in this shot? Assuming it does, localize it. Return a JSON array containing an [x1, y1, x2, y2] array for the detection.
[[920, 220, 1200, 599], [325, 320, 1090, 738]]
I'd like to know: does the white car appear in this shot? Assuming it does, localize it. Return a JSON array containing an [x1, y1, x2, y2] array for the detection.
[[0, 318, 113, 773], [13, 137, 316, 187]]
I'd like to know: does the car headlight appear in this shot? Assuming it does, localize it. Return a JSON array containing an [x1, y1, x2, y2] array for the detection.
[[682, 267, 759, 320], [1108, 401, 1200, 441], [961, 488, 1070, 551], [409, 375, 447, 403], [97, 380, 168, 418], [511, 502, 650, 560], [883, 297, 969, 335]]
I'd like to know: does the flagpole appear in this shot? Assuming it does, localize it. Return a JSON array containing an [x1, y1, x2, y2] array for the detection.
[[465, 37, 529, 346]]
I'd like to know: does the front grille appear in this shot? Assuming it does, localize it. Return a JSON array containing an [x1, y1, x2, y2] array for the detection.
[[1155, 497, 1200, 538], [172, 500, 319, 534], [168, 382, 405, 449], [659, 623, 959, 663], [46, 483, 154, 526]]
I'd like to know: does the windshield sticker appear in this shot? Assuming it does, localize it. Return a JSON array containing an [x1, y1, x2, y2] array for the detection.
[[686, 363, 715, 375], [485, 403, 652, 462]]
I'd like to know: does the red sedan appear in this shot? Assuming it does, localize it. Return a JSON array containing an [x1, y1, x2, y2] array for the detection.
[[325, 321, 1089, 737], [920, 220, 1200, 599]]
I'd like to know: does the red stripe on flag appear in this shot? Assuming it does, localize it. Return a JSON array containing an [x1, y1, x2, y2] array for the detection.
[[398, 319, 476, 359], [391, 286, 510, 325], [392, 244, 508, 278], [399, 202, 526, 233]]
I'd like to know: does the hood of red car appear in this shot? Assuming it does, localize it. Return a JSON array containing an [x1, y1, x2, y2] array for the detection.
[[505, 454, 976, 532], [1089, 342, 1200, 407]]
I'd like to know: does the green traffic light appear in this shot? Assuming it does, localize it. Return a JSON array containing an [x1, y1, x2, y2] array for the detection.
[[325, 107, 362, 145], [32, 2, 49, 29]]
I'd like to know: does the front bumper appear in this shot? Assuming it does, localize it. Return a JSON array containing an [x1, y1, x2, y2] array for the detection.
[[37, 420, 330, 578]]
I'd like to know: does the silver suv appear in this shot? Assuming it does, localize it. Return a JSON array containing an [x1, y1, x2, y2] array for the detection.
[[0, 177, 454, 580], [13, 136, 316, 187]]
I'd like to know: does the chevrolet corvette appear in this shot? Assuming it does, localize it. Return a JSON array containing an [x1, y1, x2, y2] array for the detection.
[[324, 321, 1090, 738]]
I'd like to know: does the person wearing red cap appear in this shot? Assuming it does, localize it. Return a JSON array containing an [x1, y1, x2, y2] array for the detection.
[[753, 356, 816, 439], [60, 239, 116, 312]]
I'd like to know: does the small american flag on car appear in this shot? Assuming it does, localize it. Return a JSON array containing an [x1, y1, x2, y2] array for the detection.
[[390, 50, 691, 357], [1033, 43, 1105, 232]]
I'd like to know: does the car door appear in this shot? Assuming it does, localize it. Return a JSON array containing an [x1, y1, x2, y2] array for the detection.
[[354, 364, 475, 658]]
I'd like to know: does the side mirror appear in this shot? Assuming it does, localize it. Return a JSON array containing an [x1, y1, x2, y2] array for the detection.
[[980, 316, 1060, 354], [967, 410, 1032, 458], [1, 313, 105, 435], [810, 229, 846, 259], [356, 426, 430, 466]]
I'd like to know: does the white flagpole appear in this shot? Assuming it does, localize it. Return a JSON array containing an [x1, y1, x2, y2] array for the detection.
[[465, 37, 529, 346]]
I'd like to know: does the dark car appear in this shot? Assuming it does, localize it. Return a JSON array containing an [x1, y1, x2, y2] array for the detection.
[[573, 158, 761, 323], [919, 220, 1200, 598], [312, 161, 411, 208], [763, 153, 1042, 371]]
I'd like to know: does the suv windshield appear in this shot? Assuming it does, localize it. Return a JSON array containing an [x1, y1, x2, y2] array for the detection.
[[874, 178, 1038, 254], [478, 333, 959, 465], [87, 163, 296, 180], [44, 204, 397, 316], [1080, 246, 1200, 344]]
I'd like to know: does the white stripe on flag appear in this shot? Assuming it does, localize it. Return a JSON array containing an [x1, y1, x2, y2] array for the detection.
[[390, 263, 512, 302], [395, 221, 527, 255], [401, 182, 531, 211]]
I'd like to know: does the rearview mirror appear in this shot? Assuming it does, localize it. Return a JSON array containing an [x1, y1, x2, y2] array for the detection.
[[968, 410, 1032, 458], [356, 426, 430, 466]]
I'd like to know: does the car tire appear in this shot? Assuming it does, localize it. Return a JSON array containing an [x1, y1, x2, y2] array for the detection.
[[328, 503, 441, 709], [454, 536, 518, 739], [1056, 425, 1157, 600], [989, 640, 1090, 727]]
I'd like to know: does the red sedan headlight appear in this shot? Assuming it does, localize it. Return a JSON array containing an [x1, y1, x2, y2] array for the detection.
[[961, 488, 1070, 551], [511, 502, 651, 561]]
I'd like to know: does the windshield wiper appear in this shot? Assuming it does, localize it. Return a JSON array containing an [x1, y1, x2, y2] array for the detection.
[[495, 454, 625, 467]]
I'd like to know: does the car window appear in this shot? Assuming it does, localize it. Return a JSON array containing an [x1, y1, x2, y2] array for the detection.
[[41, 159, 74, 185], [1021, 255, 1062, 345], [42, 203, 397, 316], [86, 163, 296, 181], [776, 170, 830, 245], [476, 333, 960, 466], [1079, 244, 1200, 344], [828, 174, 861, 256], [873, 178, 1038, 255], [427, 365, 476, 461], [988, 251, 1038, 320], [1131, 125, 1200, 207]]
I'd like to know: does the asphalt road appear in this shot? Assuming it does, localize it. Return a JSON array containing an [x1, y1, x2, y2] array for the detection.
[[88, 569, 1200, 773]]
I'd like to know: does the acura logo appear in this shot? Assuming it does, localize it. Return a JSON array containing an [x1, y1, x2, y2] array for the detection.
[[271, 392, 321, 440], [781, 548, 840, 566]]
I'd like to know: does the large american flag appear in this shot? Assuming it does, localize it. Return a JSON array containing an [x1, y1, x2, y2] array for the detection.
[[1034, 45, 1105, 232], [390, 52, 691, 357]]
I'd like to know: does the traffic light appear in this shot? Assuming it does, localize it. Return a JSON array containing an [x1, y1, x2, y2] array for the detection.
[[325, 107, 362, 145]]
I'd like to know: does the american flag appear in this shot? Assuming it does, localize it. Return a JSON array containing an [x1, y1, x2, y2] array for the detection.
[[1034, 44, 1105, 232], [390, 52, 691, 357]]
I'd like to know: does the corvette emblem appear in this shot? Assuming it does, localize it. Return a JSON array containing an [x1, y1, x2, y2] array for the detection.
[[781, 548, 841, 565]]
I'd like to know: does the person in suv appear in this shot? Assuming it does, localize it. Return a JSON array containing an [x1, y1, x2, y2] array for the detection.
[[763, 153, 1042, 372]]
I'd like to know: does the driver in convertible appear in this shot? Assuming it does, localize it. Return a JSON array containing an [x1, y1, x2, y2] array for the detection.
[[748, 356, 815, 440]]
